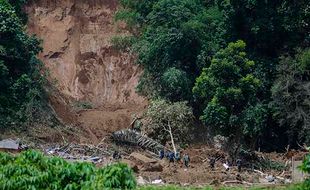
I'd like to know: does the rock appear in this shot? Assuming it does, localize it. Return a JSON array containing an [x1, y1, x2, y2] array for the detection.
[[266, 175, 275, 182], [0, 139, 20, 151], [137, 176, 146, 185], [151, 179, 164, 185], [130, 152, 157, 164], [142, 162, 163, 172], [122, 159, 139, 173]]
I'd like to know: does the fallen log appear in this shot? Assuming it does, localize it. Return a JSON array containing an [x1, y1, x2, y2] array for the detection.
[[112, 129, 166, 154]]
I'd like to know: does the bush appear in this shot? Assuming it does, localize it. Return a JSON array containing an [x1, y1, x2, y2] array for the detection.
[[0, 150, 136, 190], [299, 149, 310, 188], [144, 99, 194, 144], [73, 101, 93, 111], [111, 35, 136, 51]]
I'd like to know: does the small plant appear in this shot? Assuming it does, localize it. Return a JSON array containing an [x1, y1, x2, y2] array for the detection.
[[73, 101, 93, 111], [111, 35, 136, 51]]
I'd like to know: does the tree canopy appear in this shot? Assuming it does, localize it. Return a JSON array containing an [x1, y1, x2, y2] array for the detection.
[[0, 0, 45, 127], [117, 0, 310, 150]]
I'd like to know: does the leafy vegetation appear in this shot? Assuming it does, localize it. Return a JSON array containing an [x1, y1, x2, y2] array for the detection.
[[72, 101, 93, 111], [271, 49, 310, 144], [116, 0, 310, 151], [193, 40, 264, 149], [299, 148, 310, 187], [0, 0, 47, 127], [117, 0, 225, 101], [144, 99, 194, 145], [0, 150, 136, 190]]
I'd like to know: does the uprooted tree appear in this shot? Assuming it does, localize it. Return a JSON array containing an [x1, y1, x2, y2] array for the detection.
[[144, 99, 194, 154]]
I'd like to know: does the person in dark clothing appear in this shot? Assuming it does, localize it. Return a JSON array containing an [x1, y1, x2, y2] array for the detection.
[[183, 153, 190, 168], [168, 152, 175, 163], [175, 151, 180, 162], [236, 158, 242, 172], [113, 151, 121, 160], [209, 157, 216, 170], [159, 149, 165, 160], [165, 151, 170, 159]]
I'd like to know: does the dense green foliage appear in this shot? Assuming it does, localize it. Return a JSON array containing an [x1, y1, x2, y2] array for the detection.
[[117, 0, 310, 150], [144, 99, 194, 144], [193, 40, 265, 148], [116, 0, 225, 101], [271, 49, 310, 144], [299, 149, 310, 188], [0, 0, 46, 127], [0, 150, 136, 190]]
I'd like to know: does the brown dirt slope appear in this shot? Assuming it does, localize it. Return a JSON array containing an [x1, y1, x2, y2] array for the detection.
[[24, 0, 147, 143]]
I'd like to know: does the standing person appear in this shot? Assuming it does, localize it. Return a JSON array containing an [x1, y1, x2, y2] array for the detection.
[[113, 150, 121, 160], [209, 157, 216, 170], [183, 153, 190, 168], [159, 149, 165, 160], [236, 158, 242, 172], [168, 151, 175, 166], [175, 151, 180, 162]]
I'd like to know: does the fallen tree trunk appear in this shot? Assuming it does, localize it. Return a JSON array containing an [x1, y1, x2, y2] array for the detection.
[[112, 129, 166, 154]]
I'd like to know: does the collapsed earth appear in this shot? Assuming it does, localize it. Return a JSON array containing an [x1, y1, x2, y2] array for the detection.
[[0, 0, 309, 189]]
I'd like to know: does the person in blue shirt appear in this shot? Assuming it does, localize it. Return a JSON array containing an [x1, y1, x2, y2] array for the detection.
[[159, 149, 165, 160], [175, 151, 180, 162], [168, 151, 175, 165]]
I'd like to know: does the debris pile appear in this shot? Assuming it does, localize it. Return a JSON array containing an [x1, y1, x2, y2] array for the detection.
[[44, 143, 112, 164]]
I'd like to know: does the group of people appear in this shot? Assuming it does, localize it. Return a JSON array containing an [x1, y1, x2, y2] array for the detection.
[[159, 149, 190, 168]]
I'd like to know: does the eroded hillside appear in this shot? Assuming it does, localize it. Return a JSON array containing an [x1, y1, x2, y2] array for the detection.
[[24, 0, 146, 142], [26, 0, 144, 106]]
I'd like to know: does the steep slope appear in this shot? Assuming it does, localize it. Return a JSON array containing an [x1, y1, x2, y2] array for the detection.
[[25, 0, 146, 142], [26, 0, 144, 105]]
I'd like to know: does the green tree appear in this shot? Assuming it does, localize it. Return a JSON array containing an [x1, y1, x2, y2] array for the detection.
[[0, 0, 45, 127], [144, 99, 194, 152], [117, 0, 226, 101], [271, 49, 310, 145], [193, 40, 266, 149], [225, 0, 309, 57]]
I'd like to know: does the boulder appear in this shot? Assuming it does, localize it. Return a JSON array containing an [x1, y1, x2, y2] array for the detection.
[[0, 139, 20, 151], [122, 159, 139, 173], [142, 162, 163, 172], [130, 152, 157, 164]]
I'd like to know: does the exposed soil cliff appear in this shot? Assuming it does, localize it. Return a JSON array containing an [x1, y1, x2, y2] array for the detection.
[[26, 0, 144, 106], [25, 0, 147, 143]]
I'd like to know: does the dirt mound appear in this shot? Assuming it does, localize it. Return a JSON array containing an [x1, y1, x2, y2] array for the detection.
[[77, 102, 147, 143]]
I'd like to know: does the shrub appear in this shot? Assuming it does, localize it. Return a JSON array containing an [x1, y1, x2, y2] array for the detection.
[[299, 148, 310, 188], [0, 150, 136, 190]]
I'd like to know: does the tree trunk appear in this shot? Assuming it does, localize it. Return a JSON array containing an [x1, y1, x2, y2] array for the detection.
[[167, 122, 177, 154]]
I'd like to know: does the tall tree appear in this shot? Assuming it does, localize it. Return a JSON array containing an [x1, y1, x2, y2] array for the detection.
[[193, 40, 267, 150], [271, 49, 310, 145]]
